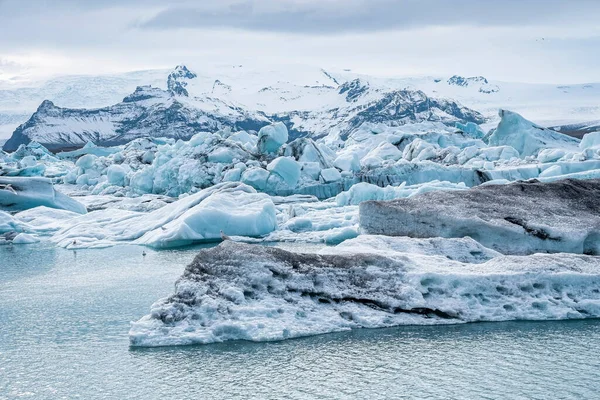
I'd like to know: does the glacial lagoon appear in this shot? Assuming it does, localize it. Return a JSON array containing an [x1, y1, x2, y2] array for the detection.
[[1, 243, 598, 399]]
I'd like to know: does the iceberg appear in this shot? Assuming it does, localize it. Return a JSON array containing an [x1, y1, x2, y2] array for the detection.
[[0, 177, 87, 214], [488, 110, 580, 156], [12, 233, 40, 244], [360, 179, 600, 255], [0, 210, 25, 234], [335, 181, 467, 206], [129, 240, 600, 347], [52, 182, 277, 248], [266, 157, 301, 187]]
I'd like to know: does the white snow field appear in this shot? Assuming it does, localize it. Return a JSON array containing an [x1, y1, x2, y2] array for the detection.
[[129, 240, 600, 347]]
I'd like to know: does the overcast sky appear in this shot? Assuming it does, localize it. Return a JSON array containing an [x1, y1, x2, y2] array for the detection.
[[1, 0, 600, 84]]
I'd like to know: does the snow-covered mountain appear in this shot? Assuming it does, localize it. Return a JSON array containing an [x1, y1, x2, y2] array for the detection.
[[0, 69, 168, 142], [2, 64, 600, 152], [3, 65, 485, 151]]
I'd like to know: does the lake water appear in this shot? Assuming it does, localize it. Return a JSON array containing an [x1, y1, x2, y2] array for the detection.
[[1, 243, 599, 399]]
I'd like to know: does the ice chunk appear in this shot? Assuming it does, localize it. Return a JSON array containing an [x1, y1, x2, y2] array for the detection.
[[14, 206, 80, 234], [283, 138, 333, 168], [330, 235, 501, 263], [488, 110, 580, 156], [75, 154, 98, 170], [267, 157, 301, 187], [365, 142, 402, 162], [107, 165, 126, 186], [134, 187, 277, 248], [320, 168, 342, 183], [580, 132, 600, 149], [0, 211, 24, 234], [241, 167, 270, 191], [334, 153, 360, 172], [402, 139, 438, 161], [539, 165, 562, 178], [12, 233, 39, 244], [0, 177, 87, 214], [360, 179, 600, 255], [129, 241, 600, 347], [455, 121, 485, 139], [257, 122, 288, 154], [537, 148, 566, 163]]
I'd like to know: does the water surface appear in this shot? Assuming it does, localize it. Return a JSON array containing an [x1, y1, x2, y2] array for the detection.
[[1, 244, 599, 399]]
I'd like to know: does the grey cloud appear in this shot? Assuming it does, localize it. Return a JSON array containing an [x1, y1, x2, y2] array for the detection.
[[137, 0, 600, 34]]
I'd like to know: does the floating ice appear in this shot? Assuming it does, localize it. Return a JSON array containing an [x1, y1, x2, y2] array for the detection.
[[12, 233, 39, 244], [335, 181, 467, 206], [52, 182, 277, 248], [0, 177, 87, 214], [129, 241, 600, 347], [267, 157, 301, 187], [360, 179, 600, 255], [488, 110, 579, 156]]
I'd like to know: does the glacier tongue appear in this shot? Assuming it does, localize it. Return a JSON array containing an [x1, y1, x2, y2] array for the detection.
[[129, 240, 600, 347]]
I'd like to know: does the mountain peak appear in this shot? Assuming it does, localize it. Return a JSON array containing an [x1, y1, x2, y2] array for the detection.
[[167, 65, 197, 96], [339, 79, 369, 102], [447, 75, 489, 87], [37, 100, 56, 111]]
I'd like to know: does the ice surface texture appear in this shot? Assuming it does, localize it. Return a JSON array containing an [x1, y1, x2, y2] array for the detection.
[[130, 240, 600, 347], [360, 179, 600, 255]]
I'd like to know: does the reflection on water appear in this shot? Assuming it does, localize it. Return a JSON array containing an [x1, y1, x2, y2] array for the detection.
[[1, 244, 599, 399]]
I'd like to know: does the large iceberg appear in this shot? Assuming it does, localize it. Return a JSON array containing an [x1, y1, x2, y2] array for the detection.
[[487, 110, 580, 157], [129, 240, 600, 347], [52, 182, 277, 248], [360, 179, 600, 255]]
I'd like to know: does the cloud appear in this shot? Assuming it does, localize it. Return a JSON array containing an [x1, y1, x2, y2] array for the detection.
[[138, 0, 600, 34], [0, 0, 599, 84]]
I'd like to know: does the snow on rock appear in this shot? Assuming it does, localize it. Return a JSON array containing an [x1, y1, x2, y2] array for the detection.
[[0, 177, 87, 214], [129, 240, 600, 347], [257, 122, 288, 154], [488, 109, 580, 156], [360, 179, 600, 255], [52, 182, 277, 248], [335, 181, 467, 206]]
